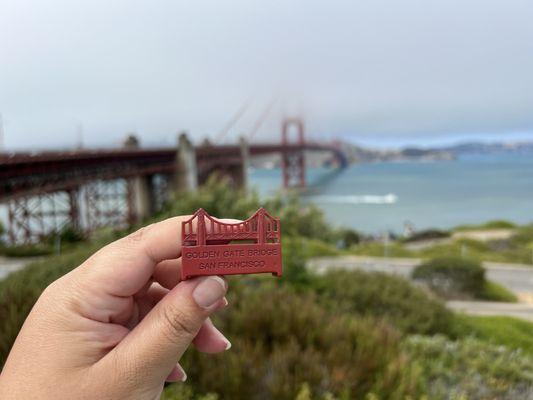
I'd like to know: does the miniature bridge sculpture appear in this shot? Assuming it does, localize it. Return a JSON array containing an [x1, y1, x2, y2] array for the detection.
[[181, 208, 282, 280]]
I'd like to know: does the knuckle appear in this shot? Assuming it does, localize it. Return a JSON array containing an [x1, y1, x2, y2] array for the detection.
[[40, 276, 68, 302], [127, 225, 149, 242], [160, 303, 200, 341]]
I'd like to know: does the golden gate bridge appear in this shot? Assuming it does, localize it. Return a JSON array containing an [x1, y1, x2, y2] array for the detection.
[[0, 118, 348, 244]]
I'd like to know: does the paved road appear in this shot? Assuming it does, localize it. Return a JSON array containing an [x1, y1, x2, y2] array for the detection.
[[307, 256, 533, 295], [0, 257, 38, 280], [307, 255, 533, 320], [447, 300, 533, 322]]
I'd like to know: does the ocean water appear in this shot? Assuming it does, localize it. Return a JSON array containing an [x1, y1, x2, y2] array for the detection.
[[249, 154, 533, 234]]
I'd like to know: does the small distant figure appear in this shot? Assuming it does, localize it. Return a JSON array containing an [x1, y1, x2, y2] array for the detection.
[[404, 220, 415, 238]]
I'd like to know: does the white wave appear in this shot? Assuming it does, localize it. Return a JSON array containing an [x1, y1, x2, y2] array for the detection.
[[309, 194, 398, 205]]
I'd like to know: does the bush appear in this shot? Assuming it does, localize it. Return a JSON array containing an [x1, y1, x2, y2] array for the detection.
[[404, 335, 533, 399], [479, 280, 518, 302], [0, 243, 54, 257], [57, 224, 85, 244], [311, 269, 455, 336], [266, 195, 334, 241], [483, 220, 517, 229], [455, 315, 533, 355], [509, 225, 533, 247], [412, 256, 518, 302], [175, 281, 422, 399], [158, 176, 334, 243], [454, 220, 517, 231], [403, 229, 450, 243], [0, 226, 86, 258], [412, 256, 485, 299], [161, 385, 218, 400], [336, 228, 361, 248], [160, 174, 262, 221], [349, 241, 415, 258], [281, 237, 313, 287]]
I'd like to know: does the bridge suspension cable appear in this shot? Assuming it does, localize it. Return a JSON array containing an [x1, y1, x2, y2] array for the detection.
[[214, 98, 253, 143], [246, 97, 278, 141]]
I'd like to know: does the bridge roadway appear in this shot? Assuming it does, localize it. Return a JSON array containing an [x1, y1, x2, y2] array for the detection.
[[0, 142, 347, 200]]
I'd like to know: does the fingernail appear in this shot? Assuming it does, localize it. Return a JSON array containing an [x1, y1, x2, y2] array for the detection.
[[177, 364, 187, 382], [193, 276, 227, 309], [224, 339, 232, 350], [166, 364, 187, 382], [222, 297, 229, 307]]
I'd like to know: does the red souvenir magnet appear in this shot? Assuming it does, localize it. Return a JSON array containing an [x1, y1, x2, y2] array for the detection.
[[180, 208, 282, 280]]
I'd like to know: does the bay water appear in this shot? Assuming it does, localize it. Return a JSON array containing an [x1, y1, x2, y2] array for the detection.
[[250, 154, 533, 234]]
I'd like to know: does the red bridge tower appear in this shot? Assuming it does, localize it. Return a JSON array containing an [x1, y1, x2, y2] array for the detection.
[[281, 118, 306, 188]]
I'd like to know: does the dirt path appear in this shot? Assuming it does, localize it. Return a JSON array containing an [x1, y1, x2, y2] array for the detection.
[[0, 256, 38, 280]]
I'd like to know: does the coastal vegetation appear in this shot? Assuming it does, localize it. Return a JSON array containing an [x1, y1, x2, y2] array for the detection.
[[454, 220, 517, 231], [350, 221, 533, 266], [1, 177, 532, 398], [412, 256, 517, 302], [0, 224, 86, 257]]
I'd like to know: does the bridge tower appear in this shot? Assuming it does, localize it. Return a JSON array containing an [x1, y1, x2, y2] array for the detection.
[[281, 118, 306, 188]]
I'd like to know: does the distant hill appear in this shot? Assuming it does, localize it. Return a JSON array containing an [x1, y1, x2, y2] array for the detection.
[[341, 143, 454, 163], [343, 140, 533, 164], [440, 141, 533, 155], [250, 140, 533, 168]]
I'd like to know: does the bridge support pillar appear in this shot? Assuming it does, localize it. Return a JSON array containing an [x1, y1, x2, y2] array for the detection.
[[67, 188, 81, 231], [129, 175, 156, 224], [174, 132, 198, 192], [239, 136, 250, 190]]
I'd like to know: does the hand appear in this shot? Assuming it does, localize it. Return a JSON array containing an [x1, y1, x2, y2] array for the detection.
[[0, 216, 233, 400]]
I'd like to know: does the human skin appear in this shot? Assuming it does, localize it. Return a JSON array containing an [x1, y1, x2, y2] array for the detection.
[[0, 216, 235, 400]]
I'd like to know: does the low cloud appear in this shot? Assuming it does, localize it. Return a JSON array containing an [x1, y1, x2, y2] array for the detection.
[[1, 0, 533, 149]]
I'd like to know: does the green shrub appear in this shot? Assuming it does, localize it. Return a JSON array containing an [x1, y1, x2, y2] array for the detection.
[[336, 228, 361, 248], [159, 175, 261, 221], [266, 195, 334, 241], [412, 256, 485, 299], [161, 385, 219, 400], [404, 335, 533, 399], [403, 229, 450, 243], [311, 269, 455, 336], [158, 176, 335, 243], [417, 238, 490, 260], [57, 224, 85, 244], [281, 237, 313, 287], [454, 220, 517, 231], [479, 280, 518, 302], [175, 281, 422, 399], [0, 243, 54, 257], [349, 241, 415, 258], [278, 236, 341, 288], [455, 315, 533, 355], [412, 256, 518, 302]]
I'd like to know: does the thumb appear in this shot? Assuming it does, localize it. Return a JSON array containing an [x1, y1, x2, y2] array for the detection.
[[104, 276, 227, 388]]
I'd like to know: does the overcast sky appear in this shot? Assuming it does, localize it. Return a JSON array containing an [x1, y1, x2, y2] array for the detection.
[[1, 0, 533, 150]]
